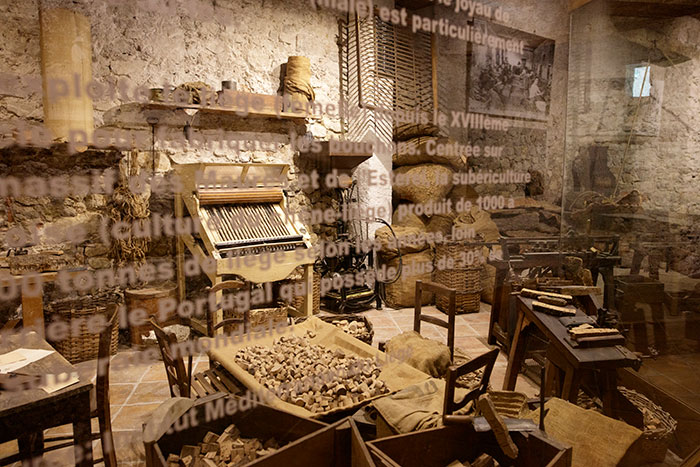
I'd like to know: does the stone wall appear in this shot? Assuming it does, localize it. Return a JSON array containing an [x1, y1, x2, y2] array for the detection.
[[564, 1, 700, 217], [435, 0, 571, 204], [0, 0, 345, 320]]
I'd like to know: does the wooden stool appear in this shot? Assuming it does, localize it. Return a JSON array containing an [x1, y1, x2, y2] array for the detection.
[[125, 283, 179, 346], [615, 275, 667, 354]]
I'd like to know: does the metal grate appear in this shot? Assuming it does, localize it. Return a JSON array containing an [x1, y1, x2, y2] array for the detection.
[[202, 204, 302, 250], [340, 14, 436, 141]]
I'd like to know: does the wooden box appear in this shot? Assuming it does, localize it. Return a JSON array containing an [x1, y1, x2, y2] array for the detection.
[[251, 417, 375, 467], [145, 395, 326, 466], [367, 423, 571, 467]]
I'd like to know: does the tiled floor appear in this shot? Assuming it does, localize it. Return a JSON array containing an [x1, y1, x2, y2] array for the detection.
[[0, 303, 535, 466]]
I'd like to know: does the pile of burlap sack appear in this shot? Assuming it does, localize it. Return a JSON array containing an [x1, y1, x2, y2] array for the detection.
[[376, 136, 502, 307]]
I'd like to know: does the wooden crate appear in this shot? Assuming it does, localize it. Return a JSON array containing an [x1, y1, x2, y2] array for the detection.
[[367, 423, 571, 467], [145, 395, 326, 466], [252, 417, 376, 467]]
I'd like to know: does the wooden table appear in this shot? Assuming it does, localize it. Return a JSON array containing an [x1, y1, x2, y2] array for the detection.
[[503, 296, 640, 415], [0, 331, 94, 466]]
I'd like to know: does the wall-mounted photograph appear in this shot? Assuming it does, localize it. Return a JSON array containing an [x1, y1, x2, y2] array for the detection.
[[468, 20, 555, 122]]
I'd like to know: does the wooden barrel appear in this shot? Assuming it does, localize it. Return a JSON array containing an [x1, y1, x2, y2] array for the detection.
[[125, 282, 178, 346]]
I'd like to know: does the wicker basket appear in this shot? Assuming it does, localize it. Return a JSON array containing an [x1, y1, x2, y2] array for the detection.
[[434, 242, 483, 314], [288, 272, 321, 314], [47, 292, 121, 364], [434, 267, 482, 314], [618, 386, 677, 462], [318, 314, 374, 345]]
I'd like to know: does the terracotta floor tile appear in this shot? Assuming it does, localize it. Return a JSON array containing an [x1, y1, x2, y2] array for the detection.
[[454, 336, 490, 352], [142, 362, 168, 382], [110, 383, 136, 405], [107, 362, 150, 383], [455, 323, 479, 337], [126, 381, 172, 404], [111, 403, 162, 431], [367, 315, 397, 328]]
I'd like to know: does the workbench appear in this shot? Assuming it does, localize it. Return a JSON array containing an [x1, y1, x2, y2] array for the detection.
[[503, 296, 640, 415]]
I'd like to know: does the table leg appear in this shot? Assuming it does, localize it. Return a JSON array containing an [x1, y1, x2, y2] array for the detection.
[[18, 431, 43, 467], [544, 360, 561, 397], [488, 268, 508, 346], [561, 367, 582, 404], [598, 370, 618, 417], [73, 391, 93, 467], [503, 311, 530, 391], [651, 303, 667, 354], [601, 267, 614, 310]]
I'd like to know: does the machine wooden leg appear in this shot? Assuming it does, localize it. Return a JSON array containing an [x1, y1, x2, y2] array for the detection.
[[488, 268, 508, 346], [544, 359, 561, 397], [302, 263, 314, 317]]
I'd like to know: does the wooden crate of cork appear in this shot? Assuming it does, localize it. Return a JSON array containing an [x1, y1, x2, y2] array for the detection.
[[144, 395, 326, 467]]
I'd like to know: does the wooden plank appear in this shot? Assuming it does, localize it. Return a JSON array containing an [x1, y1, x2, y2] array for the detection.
[[477, 395, 518, 459], [521, 288, 573, 302]]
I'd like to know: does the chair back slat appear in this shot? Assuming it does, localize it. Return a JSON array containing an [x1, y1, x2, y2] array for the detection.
[[96, 304, 118, 467], [150, 317, 191, 398], [414, 280, 457, 359], [443, 348, 500, 424]]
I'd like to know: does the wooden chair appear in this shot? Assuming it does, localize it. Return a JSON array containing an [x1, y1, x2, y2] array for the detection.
[[442, 347, 499, 425], [42, 304, 118, 466], [205, 280, 249, 337], [414, 280, 457, 360], [149, 318, 240, 399]]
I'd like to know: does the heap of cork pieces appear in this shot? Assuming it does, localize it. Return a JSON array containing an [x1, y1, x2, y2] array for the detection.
[[235, 333, 388, 413], [165, 424, 279, 467]]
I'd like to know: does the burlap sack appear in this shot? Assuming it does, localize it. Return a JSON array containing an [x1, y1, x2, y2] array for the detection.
[[426, 214, 455, 237], [372, 378, 470, 434], [393, 136, 466, 169], [392, 208, 425, 228], [393, 164, 454, 206], [385, 331, 451, 378], [454, 206, 500, 242], [384, 250, 434, 308], [527, 398, 642, 467], [376, 225, 430, 258]]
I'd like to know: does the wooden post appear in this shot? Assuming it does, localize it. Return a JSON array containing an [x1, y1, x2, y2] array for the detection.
[[21, 276, 45, 339], [174, 192, 186, 304], [302, 264, 314, 316]]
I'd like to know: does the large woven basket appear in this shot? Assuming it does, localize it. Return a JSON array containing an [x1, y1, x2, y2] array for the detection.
[[618, 386, 677, 462], [434, 267, 482, 314], [47, 292, 121, 364]]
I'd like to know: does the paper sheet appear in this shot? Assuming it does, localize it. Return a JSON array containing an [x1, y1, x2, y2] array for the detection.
[[0, 348, 54, 374], [40, 371, 80, 393]]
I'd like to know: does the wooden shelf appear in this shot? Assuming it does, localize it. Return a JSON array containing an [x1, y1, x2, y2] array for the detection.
[[302, 141, 373, 173], [143, 98, 313, 122]]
